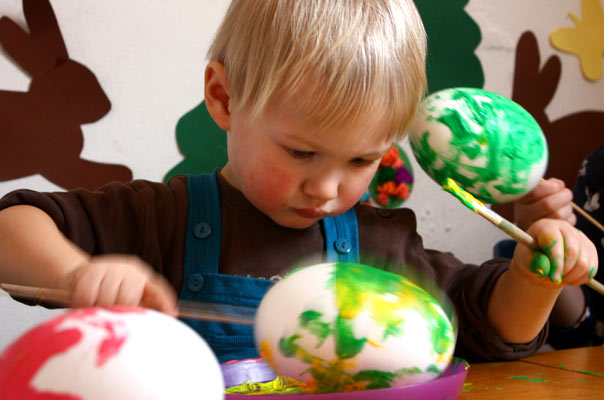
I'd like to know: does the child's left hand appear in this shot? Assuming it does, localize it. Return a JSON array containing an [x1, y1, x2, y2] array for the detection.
[[513, 178, 576, 231], [510, 218, 598, 287]]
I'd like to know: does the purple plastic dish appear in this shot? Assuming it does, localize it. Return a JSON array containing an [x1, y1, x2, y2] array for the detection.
[[222, 358, 469, 400]]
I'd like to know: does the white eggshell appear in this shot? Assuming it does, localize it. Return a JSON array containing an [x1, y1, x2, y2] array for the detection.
[[254, 263, 455, 391], [0, 307, 224, 400]]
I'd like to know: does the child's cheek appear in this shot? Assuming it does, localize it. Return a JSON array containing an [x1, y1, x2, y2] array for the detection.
[[248, 164, 296, 208]]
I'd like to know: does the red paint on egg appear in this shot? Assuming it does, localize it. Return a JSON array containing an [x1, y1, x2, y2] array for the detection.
[[0, 307, 142, 399]]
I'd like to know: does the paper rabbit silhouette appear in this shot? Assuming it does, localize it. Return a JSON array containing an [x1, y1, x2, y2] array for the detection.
[[492, 31, 604, 220], [0, 0, 132, 190], [513, 31, 604, 188]]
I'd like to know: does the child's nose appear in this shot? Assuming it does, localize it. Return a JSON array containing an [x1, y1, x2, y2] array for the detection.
[[302, 172, 340, 202]]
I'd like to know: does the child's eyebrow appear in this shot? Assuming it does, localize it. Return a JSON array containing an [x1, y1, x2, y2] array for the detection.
[[356, 148, 390, 159]]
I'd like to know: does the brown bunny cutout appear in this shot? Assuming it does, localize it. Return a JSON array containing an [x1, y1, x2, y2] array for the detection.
[[0, 0, 132, 190], [492, 31, 604, 220]]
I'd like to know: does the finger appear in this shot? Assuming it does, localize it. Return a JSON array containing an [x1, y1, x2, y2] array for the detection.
[[70, 267, 104, 308], [536, 229, 565, 284], [522, 178, 565, 202], [528, 189, 573, 218], [142, 276, 178, 315], [559, 230, 581, 283], [115, 277, 145, 307], [527, 251, 551, 278], [96, 272, 123, 307]]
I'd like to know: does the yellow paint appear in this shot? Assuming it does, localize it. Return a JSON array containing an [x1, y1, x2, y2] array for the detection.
[[550, 0, 604, 80], [367, 338, 384, 348], [442, 178, 485, 213], [260, 340, 278, 371]]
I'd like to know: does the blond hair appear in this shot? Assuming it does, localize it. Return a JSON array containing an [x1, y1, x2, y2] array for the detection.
[[208, 0, 427, 141]]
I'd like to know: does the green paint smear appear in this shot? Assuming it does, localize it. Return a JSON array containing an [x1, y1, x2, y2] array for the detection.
[[577, 369, 604, 377], [410, 88, 547, 204], [540, 240, 560, 283], [335, 316, 367, 359], [330, 263, 454, 357], [510, 376, 548, 383], [275, 263, 457, 392], [300, 310, 331, 347]]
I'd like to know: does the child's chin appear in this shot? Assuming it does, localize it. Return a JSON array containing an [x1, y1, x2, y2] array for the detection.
[[273, 215, 318, 229]]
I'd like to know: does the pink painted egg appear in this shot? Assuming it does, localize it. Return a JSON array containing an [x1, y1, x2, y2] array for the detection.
[[0, 307, 224, 399]]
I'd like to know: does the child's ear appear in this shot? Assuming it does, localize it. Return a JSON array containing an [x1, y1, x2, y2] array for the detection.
[[205, 61, 231, 131]]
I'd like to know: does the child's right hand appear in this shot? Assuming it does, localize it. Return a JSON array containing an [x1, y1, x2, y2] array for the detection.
[[513, 178, 576, 231], [63, 255, 177, 315]]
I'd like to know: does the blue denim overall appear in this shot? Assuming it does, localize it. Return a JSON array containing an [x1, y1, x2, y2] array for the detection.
[[179, 170, 360, 362]]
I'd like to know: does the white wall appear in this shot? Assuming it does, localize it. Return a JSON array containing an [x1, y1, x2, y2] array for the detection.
[[1, 0, 603, 352]]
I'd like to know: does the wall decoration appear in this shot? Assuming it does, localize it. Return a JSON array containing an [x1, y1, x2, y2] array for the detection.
[[367, 144, 414, 208], [0, 0, 132, 190], [492, 31, 604, 220], [550, 0, 604, 81], [163, 101, 227, 182], [414, 0, 484, 93]]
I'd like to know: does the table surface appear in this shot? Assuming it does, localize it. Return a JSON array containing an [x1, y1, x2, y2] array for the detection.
[[459, 346, 604, 399]]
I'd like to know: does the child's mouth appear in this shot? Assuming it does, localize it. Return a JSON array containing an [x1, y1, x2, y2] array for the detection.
[[294, 209, 328, 219]]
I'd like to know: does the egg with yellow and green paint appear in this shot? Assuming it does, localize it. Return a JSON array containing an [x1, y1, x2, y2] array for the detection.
[[253, 263, 456, 392], [409, 87, 548, 204]]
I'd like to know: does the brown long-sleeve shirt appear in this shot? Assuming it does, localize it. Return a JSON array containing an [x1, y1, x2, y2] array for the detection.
[[0, 172, 547, 361]]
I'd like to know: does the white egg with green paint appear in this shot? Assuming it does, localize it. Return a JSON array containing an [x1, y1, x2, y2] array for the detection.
[[409, 87, 548, 204], [254, 263, 456, 392]]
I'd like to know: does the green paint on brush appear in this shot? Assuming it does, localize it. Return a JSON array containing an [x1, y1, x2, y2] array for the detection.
[[410, 87, 547, 204], [510, 376, 548, 383]]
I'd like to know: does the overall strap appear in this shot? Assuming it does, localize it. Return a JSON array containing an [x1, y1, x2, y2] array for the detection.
[[183, 169, 222, 280], [322, 207, 360, 263]]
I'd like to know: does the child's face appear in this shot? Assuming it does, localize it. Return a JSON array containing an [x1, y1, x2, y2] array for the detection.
[[221, 100, 392, 229]]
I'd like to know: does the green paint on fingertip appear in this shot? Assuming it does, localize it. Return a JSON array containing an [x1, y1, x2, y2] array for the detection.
[[540, 241, 561, 282], [589, 267, 596, 279], [528, 252, 550, 277], [510, 376, 548, 383]]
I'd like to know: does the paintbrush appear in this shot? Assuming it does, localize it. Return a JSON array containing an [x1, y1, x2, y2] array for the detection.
[[538, 178, 604, 235], [0, 282, 255, 325], [442, 178, 604, 296]]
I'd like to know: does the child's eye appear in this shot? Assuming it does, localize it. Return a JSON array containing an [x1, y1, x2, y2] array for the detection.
[[288, 148, 314, 159], [349, 157, 372, 166]]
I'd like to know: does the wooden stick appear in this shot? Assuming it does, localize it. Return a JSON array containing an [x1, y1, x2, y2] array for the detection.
[[0, 283, 255, 325], [539, 178, 604, 234], [442, 179, 604, 296], [571, 202, 604, 234]]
